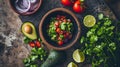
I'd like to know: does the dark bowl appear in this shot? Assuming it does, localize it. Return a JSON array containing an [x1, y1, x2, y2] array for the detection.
[[9, 0, 42, 15], [39, 8, 81, 50]]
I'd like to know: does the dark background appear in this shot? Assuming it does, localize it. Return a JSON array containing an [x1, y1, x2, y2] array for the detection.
[[0, 0, 120, 67]]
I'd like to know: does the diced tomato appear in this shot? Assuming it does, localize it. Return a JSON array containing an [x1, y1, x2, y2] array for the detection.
[[56, 17, 60, 20], [64, 34, 68, 38], [61, 18, 64, 21], [58, 20, 62, 24], [58, 36, 62, 41], [66, 32, 70, 37], [63, 19, 67, 22], [56, 28, 61, 33], [60, 31, 64, 34], [48, 15, 73, 46], [54, 22, 59, 28], [35, 40, 41, 48], [29, 42, 35, 48], [58, 40, 63, 46], [63, 31, 66, 34], [61, 16, 66, 19]]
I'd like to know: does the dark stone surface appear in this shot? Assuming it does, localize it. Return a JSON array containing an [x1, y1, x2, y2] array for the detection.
[[106, 0, 120, 20], [19, 0, 118, 67], [0, 1, 30, 67], [0, 0, 119, 67]]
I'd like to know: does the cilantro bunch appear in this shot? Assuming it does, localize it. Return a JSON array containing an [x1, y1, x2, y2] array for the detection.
[[80, 14, 120, 67]]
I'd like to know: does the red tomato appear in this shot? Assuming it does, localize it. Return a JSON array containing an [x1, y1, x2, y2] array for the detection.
[[58, 40, 64, 46], [66, 32, 70, 37], [56, 17, 60, 20], [58, 37, 62, 41], [64, 34, 68, 38], [73, 0, 85, 13], [61, 16, 66, 19], [60, 31, 64, 35], [35, 40, 41, 48], [60, 17, 64, 21], [61, 0, 74, 6], [54, 22, 59, 28], [56, 28, 61, 33], [29, 42, 35, 48], [58, 20, 62, 24], [63, 32, 70, 38], [63, 19, 67, 22]]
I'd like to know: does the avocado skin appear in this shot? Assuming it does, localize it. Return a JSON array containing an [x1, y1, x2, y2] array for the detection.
[[41, 50, 65, 67], [21, 22, 37, 40]]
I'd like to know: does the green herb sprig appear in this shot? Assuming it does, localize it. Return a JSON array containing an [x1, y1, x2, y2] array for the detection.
[[23, 47, 47, 67]]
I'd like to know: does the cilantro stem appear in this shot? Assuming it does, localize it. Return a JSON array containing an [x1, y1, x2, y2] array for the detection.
[[104, 37, 117, 66]]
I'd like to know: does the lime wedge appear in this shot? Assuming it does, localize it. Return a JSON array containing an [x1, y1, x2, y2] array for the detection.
[[67, 62, 78, 67], [73, 49, 85, 63], [83, 15, 96, 27]]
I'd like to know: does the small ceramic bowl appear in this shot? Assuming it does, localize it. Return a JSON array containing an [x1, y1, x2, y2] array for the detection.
[[9, 0, 42, 15], [39, 8, 81, 50]]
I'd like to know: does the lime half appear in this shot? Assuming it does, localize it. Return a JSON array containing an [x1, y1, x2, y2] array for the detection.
[[67, 62, 78, 67], [73, 49, 85, 63], [83, 15, 96, 27]]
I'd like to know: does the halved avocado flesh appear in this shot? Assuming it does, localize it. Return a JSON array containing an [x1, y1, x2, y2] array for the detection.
[[21, 22, 37, 40]]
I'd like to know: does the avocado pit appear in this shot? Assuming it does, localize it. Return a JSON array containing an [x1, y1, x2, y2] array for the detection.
[[24, 25, 32, 34], [21, 22, 37, 40]]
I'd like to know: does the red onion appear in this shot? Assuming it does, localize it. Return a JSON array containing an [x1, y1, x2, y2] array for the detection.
[[14, 0, 38, 13], [29, 0, 39, 11], [29, 3, 38, 11], [30, 0, 37, 4], [15, 0, 31, 13]]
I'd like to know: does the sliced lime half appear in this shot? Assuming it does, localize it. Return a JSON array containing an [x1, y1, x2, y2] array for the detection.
[[83, 15, 96, 27], [73, 49, 85, 63], [67, 62, 78, 67]]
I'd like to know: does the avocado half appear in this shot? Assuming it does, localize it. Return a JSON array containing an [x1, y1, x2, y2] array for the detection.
[[21, 22, 37, 40]]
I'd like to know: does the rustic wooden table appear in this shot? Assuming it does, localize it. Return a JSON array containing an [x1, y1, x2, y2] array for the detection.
[[0, 0, 119, 67]]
